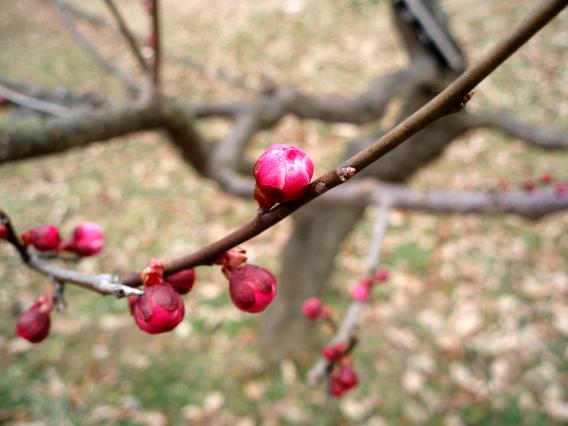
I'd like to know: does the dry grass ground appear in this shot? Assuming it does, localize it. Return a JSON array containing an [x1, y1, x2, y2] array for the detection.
[[0, 0, 567, 424]]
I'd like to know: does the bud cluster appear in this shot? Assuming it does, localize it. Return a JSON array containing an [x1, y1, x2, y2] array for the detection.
[[498, 172, 567, 198], [20, 221, 105, 257], [15, 296, 53, 343], [350, 267, 389, 302], [301, 297, 332, 321]]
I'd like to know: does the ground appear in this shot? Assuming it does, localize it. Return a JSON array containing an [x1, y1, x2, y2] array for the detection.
[[0, 0, 567, 424]]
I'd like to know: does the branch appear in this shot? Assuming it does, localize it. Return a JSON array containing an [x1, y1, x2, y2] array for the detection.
[[0, 77, 106, 108], [101, 0, 148, 73], [318, 179, 568, 220], [0, 211, 142, 297], [0, 102, 163, 163], [117, 0, 567, 286], [148, 0, 162, 96], [307, 201, 391, 385], [466, 110, 568, 150], [0, 83, 69, 117], [49, 0, 140, 95]]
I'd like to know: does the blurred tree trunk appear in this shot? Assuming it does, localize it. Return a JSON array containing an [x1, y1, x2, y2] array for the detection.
[[260, 0, 472, 359]]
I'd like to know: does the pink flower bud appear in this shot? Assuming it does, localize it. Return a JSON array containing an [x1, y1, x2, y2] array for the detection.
[[375, 268, 389, 283], [350, 283, 370, 302], [165, 268, 196, 295], [302, 297, 323, 320], [0, 223, 7, 239], [253, 144, 314, 205], [227, 264, 277, 313], [322, 343, 347, 362], [522, 181, 536, 193], [540, 172, 553, 184], [16, 297, 52, 343], [336, 364, 358, 390], [554, 183, 567, 197], [21, 225, 61, 252], [130, 282, 185, 334], [62, 221, 104, 257], [329, 378, 346, 397]]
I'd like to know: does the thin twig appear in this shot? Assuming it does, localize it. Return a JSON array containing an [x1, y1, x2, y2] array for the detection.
[[307, 201, 391, 385], [49, 0, 140, 95], [0, 84, 69, 117], [149, 0, 161, 96], [101, 0, 148, 72]]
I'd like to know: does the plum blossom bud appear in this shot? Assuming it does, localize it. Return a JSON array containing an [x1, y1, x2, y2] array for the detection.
[[227, 264, 277, 313], [130, 283, 185, 334], [554, 182, 567, 197], [522, 181, 536, 193], [253, 144, 314, 205], [21, 225, 61, 252], [373, 268, 390, 284], [0, 223, 7, 239], [165, 268, 196, 295], [329, 362, 359, 397], [540, 172, 552, 184], [350, 283, 370, 302], [302, 297, 323, 320], [322, 343, 347, 362], [130, 260, 185, 334], [16, 297, 52, 343], [62, 221, 104, 257]]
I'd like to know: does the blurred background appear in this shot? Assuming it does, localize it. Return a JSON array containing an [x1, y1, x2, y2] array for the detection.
[[0, 0, 567, 424]]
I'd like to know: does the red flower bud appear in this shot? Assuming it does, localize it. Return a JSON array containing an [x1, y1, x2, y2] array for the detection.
[[253, 144, 314, 205], [0, 223, 7, 239], [329, 378, 346, 397], [130, 283, 185, 334], [554, 182, 567, 197], [16, 297, 52, 343], [21, 225, 61, 251], [373, 267, 390, 283], [322, 343, 347, 362], [522, 181, 536, 193], [62, 221, 104, 257], [130, 260, 185, 334], [227, 264, 277, 313], [336, 364, 359, 390], [165, 268, 196, 295], [302, 297, 323, 320], [540, 172, 553, 184], [350, 283, 370, 302]]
